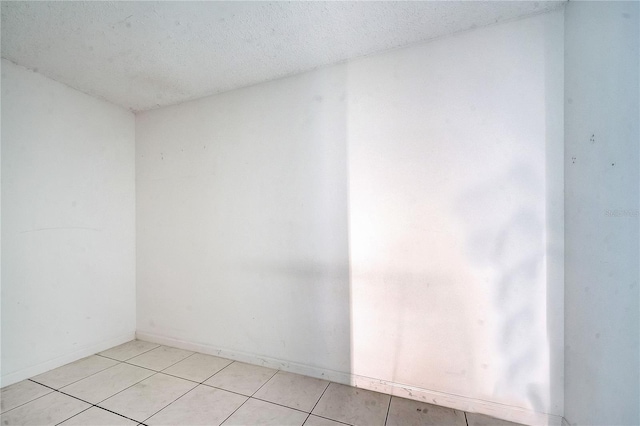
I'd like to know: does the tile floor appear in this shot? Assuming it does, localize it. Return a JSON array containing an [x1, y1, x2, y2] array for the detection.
[[0, 340, 523, 426]]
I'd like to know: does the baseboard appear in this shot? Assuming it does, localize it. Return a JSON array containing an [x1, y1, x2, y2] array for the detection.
[[351, 378, 563, 426], [136, 331, 563, 426], [0, 331, 135, 388]]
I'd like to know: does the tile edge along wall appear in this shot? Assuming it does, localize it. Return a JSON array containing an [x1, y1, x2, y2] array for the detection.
[[136, 10, 564, 426], [136, 332, 564, 426], [1, 59, 137, 387], [1, 333, 134, 387]]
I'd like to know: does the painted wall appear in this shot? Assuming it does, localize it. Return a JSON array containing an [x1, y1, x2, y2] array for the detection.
[[564, 2, 640, 425], [136, 64, 352, 375], [136, 11, 564, 423], [346, 10, 564, 421], [1, 59, 136, 386]]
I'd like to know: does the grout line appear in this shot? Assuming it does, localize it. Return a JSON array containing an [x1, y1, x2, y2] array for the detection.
[[140, 381, 200, 424], [136, 360, 218, 424], [56, 389, 95, 406], [53, 402, 141, 426], [92, 371, 160, 408], [383, 393, 392, 426], [250, 368, 280, 397], [90, 405, 144, 424], [53, 402, 94, 425], [197, 360, 235, 385], [28, 379, 58, 391], [30, 357, 120, 391], [121, 348, 198, 378], [158, 351, 198, 372], [249, 396, 316, 415], [96, 353, 125, 362], [199, 381, 254, 399], [216, 366, 282, 425], [27, 358, 203, 423], [303, 381, 332, 425], [126, 346, 196, 372], [122, 361, 159, 373], [98, 342, 161, 362], [119, 360, 225, 386], [50, 363, 158, 406], [217, 393, 251, 425], [311, 413, 353, 425], [0, 383, 56, 415], [151, 370, 200, 384], [39, 388, 144, 425]]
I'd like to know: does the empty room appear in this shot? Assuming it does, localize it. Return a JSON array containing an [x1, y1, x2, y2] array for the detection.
[[1, 1, 638, 425]]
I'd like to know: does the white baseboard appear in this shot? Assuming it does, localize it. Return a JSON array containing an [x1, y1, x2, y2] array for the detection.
[[136, 331, 563, 426], [1, 331, 135, 387]]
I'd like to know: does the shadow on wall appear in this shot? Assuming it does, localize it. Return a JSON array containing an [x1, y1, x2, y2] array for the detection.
[[342, 21, 559, 413], [220, 260, 351, 375], [455, 162, 547, 413], [135, 10, 564, 420]]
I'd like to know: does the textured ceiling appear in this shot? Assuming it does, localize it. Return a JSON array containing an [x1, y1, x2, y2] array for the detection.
[[2, 1, 564, 112]]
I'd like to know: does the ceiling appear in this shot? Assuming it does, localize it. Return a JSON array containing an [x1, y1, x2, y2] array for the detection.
[[1, 1, 564, 112]]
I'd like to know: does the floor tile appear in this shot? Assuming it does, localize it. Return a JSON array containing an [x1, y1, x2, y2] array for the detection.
[[146, 384, 247, 425], [31, 355, 118, 389], [222, 398, 307, 426], [0, 391, 90, 425], [0, 380, 53, 413], [98, 373, 197, 422], [162, 353, 233, 382], [204, 361, 276, 396], [312, 383, 390, 426], [254, 371, 329, 412], [304, 415, 348, 426], [7, 341, 521, 426], [61, 362, 155, 404], [127, 346, 194, 371], [59, 406, 138, 425], [466, 412, 525, 426], [99, 340, 160, 361], [386, 396, 466, 426]]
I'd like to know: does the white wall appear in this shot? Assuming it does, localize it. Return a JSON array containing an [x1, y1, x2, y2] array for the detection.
[[1, 59, 136, 386], [136, 65, 351, 373], [347, 10, 564, 421], [564, 2, 640, 425], [136, 11, 564, 424]]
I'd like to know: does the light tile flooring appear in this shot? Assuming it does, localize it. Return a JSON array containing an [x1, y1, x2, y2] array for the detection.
[[1, 340, 523, 426]]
